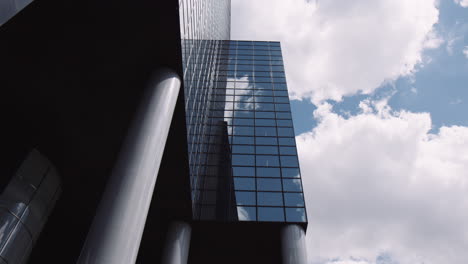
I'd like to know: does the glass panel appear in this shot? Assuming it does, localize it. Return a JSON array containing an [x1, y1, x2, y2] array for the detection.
[[274, 97, 289, 103], [255, 127, 277, 137], [258, 207, 285, 222], [277, 127, 294, 137], [256, 112, 275, 119], [232, 166, 255, 177], [274, 90, 288, 96], [284, 193, 305, 207], [255, 166, 280, 177], [282, 179, 302, 192], [280, 156, 299, 167], [257, 178, 282, 191], [278, 137, 295, 146], [256, 119, 276, 126], [277, 119, 293, 127], [232, 145, 255, 154], [234, 118, 254, 126], [279, 146, 297, 155], [238, 206, 257, 221], [232, 155, 255, 166], [234, 111, 255, 119], [255, 96, 274, 103], [257, 192, 283, 206], [255, 90, 274, 96], [234, 177, 255, 191], [276, 112, 292, 119], [282, 168, 301, 178], [233, 136, 254, 144], [275, 104, 291, 112], [255, 103, 275, 111], [256, 146, 278, 155], [255, 83, 273, 90], [256, 137, 278, 145], [256, 155, 280, 167], [286, 208, 306, 222], [233, 126, 254, 136], [235, 191, 256, 206]]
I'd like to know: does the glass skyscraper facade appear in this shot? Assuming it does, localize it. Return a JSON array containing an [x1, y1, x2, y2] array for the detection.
[[182, 40, 307, 224]]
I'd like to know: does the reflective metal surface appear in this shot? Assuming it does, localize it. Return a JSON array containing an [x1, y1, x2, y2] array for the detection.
[[78, 68, 181, 264], [161, 221, 191, 264], [0, 149, 61, 264], [0, 0, 33, 26], [281, 224, 307, 264]]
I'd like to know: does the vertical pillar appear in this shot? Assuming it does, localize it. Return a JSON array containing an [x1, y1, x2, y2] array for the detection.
[[161, 221, 191, 264], [78, 68, 181, 264], [281, 224, 307, 264]]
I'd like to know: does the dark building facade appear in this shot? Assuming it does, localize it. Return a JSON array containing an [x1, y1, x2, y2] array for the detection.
[[0, 0, 307, 263]]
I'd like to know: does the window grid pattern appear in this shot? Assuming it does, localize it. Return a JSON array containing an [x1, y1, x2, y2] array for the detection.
[[184, 40, 307, 224]]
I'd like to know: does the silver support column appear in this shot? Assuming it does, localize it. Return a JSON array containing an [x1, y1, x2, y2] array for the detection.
[[161, 221, 191, 264], [281, 224, 307, 264], [78, 68, 181, 264]]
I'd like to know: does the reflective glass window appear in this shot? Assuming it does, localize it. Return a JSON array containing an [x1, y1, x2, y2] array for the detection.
[[233, 136, 254, 145], [282, 168, 301, 178], [286, 208, 306, 222], [257, 167, 281, 177], [284, 193, 305, 206], [282, 179, 302, 192], [280, 156, 299, 167], [234, 111, 255, 119], [232, 145, 255, 154], [233, 166, 255, 177], [279, 146, 297, 155], [256, 119, 276, 126], [256, 137, 278, 145], [258, 207, 285, 222], [256, 146, 278, 155], [234, 177, 255, 191], [255, 90, 274, 96], [255, 96, 274, 103], [277, 119, 293, 127], [256, 155, 280, 167], [232, 155, 255, 166], [277, 127, 294, 137], [257, 178, 282, 191], [257, 192, 283, 206], [255, 127, 277, 137], [233, 126, 254, 136], [255, 103, 275, 111], [275, 104, 291, 112], [256, 112, 275, 119], [234, 118, 254, 126], [235, 191, 256, 206], [255, 83, 273, 90], [276, 112, 292, 119], [238, 206, 257, 221], [274, 90, 288, 96], [278, 137, 295, 146]]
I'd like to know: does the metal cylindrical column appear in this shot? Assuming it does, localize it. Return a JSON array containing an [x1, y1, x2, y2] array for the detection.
[[78, 68, 181, 264], [281, 224, 307, 264], [161, 221, 191, 264]]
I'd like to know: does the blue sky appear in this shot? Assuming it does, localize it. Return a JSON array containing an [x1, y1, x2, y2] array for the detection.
[[233, 0, 468, 264], [292, 0, 468, 135]]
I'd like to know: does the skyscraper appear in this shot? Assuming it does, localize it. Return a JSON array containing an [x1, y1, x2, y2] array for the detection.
[[0, 0, 307, 263]]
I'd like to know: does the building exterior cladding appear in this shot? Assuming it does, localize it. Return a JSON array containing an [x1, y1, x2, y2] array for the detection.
[[184, 40, 307, 223]]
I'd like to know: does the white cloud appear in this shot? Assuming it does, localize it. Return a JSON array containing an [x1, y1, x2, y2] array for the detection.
[[454, 0, 468, 8], [296, 101, 468, 264], [232, 0, 441, 104], [463, 46, 468, 58]]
